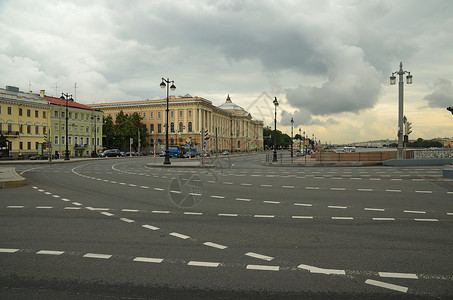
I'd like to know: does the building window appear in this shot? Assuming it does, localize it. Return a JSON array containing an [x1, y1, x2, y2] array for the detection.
[[150, 112, 154, 119], [43, 126, 47, 135], [143, 112, 146, 118], [55, 123, 58, 131], [61, 112, 65, 118], [19, 142, 23, 150], [54, 111, 58, 118], [188, 110, 192, 117], [86, 126, 89, 133], [19, 108, 23, 116], [150, 124, 154, 133], [35, 142, 39, 150], [27, 125, 31, 134], [157, 124, 162, 133], [43, 111, 46, 118], [27, 109, 30, 117], [35, 126, 39, 135], [27, 142, 31, 150], [238, 141, 241, 149], [68, 124, 72, 131], [61, 124, 65, 131], [97, 137, 100, 146], [170, 122, 175, 133], [61, 136, 65, 145], [7, 107, 12, 115], [75, 137, 78, 145], [188, 122, 192, 132], [179, 122, 183, 132], [35, 110, 39, 118], [68, 137, 72, 145], [179, 110, 183, 118], [54, 136, 59, 145], [170, 111, 174, 118], [75, 113, 78, 120], [69, 112, 72, 119], [158, 112, 161, 119], [18, 124, 23, 134], [170, 138, 174, 145], [74, 125, 78, 132]]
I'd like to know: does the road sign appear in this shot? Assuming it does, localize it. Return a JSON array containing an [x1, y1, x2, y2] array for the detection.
[[183, 126, 186, 130], [186, 143, 190, 148], [186, 138, 190, 143], [204, 141, 206, 148]]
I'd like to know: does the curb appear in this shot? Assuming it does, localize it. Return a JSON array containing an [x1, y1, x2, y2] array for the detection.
[[0, 168, 27, 189]]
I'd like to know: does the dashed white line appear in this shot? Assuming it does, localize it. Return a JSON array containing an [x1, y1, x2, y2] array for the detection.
[[263, 201, 280, 204], [235, 198, 251, 202], [83, 253, 112, 259], [292, 216, 313, 219], [331, 217, 353, 220], [152, 210, 170, 214], [218, 213, 238, 217], [415, 191, 432, 194], [386, 189, 401, 193], [282, 186, 295, 189], [414, 218, 438, 222], [211, 195, 225, 199], [133, 257, 163, 263], [403, 210, 426, 214], [254, 215, 275, 218], [305, 187, 319, 190], [298, 264, 346, 275], [294, 203, 312, 207], [372, 218, 395, 221], [203, 242, 228, 250], [36, 206, 53, 209], [64, 207, 81, 210], [120, 218, 135, 223], [7, 206, 24, 209], [379, 272, 418, 279], [169, 232, 190, 239], [37, 250, 64, 256], [365, 208, 385, 212], [358, 189, 373, 192], [153, 188, 164, 191], [260, 184, 272, 187], [142, 224, 159, 231], [328, 206, 347, 209], [246, 265, 279, 271], [241, 183, 252, 186], [184, 212, 203, 215], [121, 209, 139, 212], [0, 248, 19, 253], [365, 279, 408, 293], [188, 261, 220, 268], [101, 212, 114, 216], [245, 252, 274, 261]]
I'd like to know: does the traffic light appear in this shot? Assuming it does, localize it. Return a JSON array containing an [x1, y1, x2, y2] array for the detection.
[[43, 131, 48, 142], [405, 122, 412, 135], [204, 130, 210, 140]]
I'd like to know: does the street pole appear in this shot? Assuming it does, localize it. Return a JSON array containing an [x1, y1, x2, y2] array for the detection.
[[60, 93, 73, 161], [272, 97, 279, 162], [390, 62, 412, 159], [160, 78, 176, 164], [290, 118, 294, 162]]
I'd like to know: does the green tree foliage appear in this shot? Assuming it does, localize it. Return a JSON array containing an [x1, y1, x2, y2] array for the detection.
[[263, 126, 293, 149], [103, 111, 149, 151], [408, 138, 442, 148]]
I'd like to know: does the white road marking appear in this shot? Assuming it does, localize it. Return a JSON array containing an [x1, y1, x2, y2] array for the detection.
[[305, 187, 319, 190], [331, 188, 346, 191], [152, 210, 170, 214], [379, 272, 418, 279], [120, 218, 135, 223], [372, 218, 395, 221], [294, 203, 312, 207], [122, 209, 139, 212], [260, 184, 272, 187], [7, 206, 24, 209], [188, 261, 220, 268], [332, 217, 353, 220], [246, 265, 279, 271], [64, 207, 81, 210], [72, 202, 82, 206], [364, 208, 385, 212], [170, 190, 181, 194], [241, 183, 252, 186], [86, 207, 109, 211], [140, 186, 149, 189], [365, 279, 408, 293], [37, 250, 64, 255], [52, 195, 60, 198], [128, 184, 137, 187], [414, 218, 438, 222], [328, 206, 347, 209], [235, 198, 251, 202], [0, 248, 19, 253], [203, 242, 228, 249], [386, 189, 401, 193], [358, 189, 373, 192], [404, 210, 426, 214], [447, 213, 453, 216], [369, 178, 381, 181], [245, 252, 274, 261], [298, 264, 345, 275], [254, 215, 275, 218], [153, 188, 164, 191], [133, 257, 163, 263], [83, 253, 112, 259], [142, 224, 159, 230], [61, 198, 70, 202], [218, 213, 238, 217], [292, 216, 313, 219], [101, 212, 114, 216], [169, 232, 190, 239], [184, 212, 203, 215], [36, 206, 53, 209], [263, 201, 280, 204], [415, 190, 432, 194], [282, 186, 295, 189], [211, 195, 225, 199], [223, 182, 233, 185]]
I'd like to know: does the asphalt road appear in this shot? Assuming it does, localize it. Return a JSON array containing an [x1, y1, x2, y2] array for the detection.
[[1, 153, 453, 299]]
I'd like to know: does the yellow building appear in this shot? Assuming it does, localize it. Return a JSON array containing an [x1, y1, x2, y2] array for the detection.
[[0, 86, 50, 158], [89, 94, 263, 152]]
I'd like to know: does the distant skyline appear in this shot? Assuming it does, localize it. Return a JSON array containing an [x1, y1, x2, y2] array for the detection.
[[1, 0, 453, 144]]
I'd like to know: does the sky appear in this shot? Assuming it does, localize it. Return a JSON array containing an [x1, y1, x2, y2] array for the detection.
[[1, 0, 453, 144]]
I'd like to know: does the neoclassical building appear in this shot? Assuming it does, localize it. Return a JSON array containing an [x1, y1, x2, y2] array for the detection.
[[89, 94, 263, 152]]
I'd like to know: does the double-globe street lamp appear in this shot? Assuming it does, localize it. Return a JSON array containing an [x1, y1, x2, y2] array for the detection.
[[290, 118, 294, 161], [60, 93, 73, 160], [272, 97, 279, 162], [390, 62, 413, 159], [160, 78, 176, 165]]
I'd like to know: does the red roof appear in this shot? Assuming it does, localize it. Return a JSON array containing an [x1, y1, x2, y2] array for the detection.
[[45, 96, 95, 111]]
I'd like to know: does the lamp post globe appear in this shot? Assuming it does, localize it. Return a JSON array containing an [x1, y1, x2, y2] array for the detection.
[[160, 78, 176, 165]]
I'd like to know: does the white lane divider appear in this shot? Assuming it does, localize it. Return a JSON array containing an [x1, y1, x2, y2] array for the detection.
[[365, 279, 408, 293], [298, 264, 346, 275], [142, 224, 160, 231], [245, 252, 274, 261], [133, 257, 163, 263], [169, 232, 190, 240], [188, 261, 220, 268], [37, 250, 64, 256], [246, 265, 279, 271], [203, 242, 228, 250], [83, 253, 112, 259], [379, 272, 418, 279]]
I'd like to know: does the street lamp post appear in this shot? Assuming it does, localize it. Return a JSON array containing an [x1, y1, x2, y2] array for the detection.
[[160, 78, 176, 165], [91, 115, 100, 157], [390, 62, 413, 159], [60, 93, 73, 160], [272, 97, 279, 162], [290, 118, 294, 162]]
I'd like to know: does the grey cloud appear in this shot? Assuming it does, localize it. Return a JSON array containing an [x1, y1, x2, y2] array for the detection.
[[424, 78, 453, 108]]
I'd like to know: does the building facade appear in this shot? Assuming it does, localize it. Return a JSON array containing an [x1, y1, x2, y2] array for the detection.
[[0, 86, 50, 158], [43, 92, 104, 157], [89, 94, 263, 152]]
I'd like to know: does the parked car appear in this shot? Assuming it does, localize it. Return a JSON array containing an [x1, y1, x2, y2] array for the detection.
[[222, 150, 230, 155], [99, 149, 121, 157], [28, 154, 58, 160]]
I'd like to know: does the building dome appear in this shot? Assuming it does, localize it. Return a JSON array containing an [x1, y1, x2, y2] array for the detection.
[[218, 94, 246, 114]]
